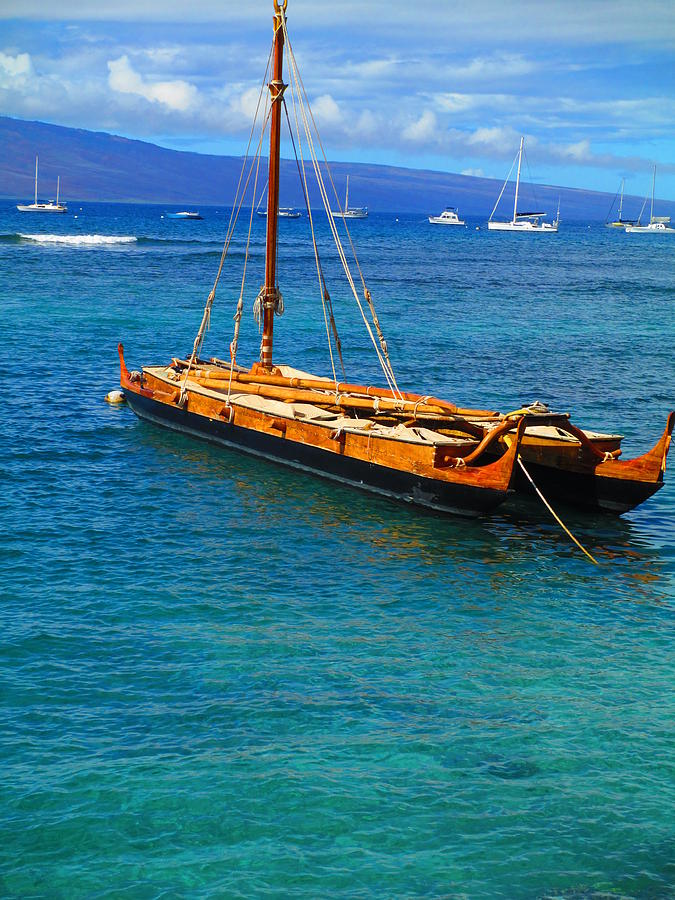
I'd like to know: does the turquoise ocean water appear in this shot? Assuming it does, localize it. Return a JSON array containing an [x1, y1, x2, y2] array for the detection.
[[1, 202, 674, 898]]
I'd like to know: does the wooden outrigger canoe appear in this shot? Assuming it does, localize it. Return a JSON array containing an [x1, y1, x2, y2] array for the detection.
[[119, 346, 527, 517]]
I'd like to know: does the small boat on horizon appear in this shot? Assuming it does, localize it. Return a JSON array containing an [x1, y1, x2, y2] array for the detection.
[[625, 167, 674, 233], [332, 176, 368, 219], [605, 178, 636, 228], [488, 137, 559, 232], [17, 156, 67, 213], [167, 211, 203, 220], [428, 207, 465, 226]]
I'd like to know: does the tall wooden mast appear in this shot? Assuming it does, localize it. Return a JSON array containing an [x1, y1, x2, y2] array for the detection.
[[261, 0, 287, 370]]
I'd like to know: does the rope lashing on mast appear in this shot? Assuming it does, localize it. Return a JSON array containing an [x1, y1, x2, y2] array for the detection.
[[253, 287, 284, 326]]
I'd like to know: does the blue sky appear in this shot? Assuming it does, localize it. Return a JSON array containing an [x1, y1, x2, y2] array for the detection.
[[1, 0, 674, 198]]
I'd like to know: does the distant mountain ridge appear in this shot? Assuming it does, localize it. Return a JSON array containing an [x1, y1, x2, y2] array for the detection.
[[1, 115, 670, 222]]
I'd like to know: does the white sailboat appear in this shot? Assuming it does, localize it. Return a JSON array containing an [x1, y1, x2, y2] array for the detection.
[[428, 207, 465, 226], [333, 175, 368, 219], [17, 156, 67, 213], [487, 137, 558, 232], [625, 167, 674, 233]]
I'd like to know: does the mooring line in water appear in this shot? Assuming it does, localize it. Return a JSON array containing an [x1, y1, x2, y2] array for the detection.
[[517, 457, 599, 566]]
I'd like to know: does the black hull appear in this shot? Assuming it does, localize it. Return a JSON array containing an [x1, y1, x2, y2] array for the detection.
[[512, 458, 663, 514], [124, 391, 509, 518]]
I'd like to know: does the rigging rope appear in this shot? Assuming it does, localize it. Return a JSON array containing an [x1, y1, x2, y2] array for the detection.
[[522, 147, 543, 218], [181, 12, 404, 406], [284, 70, 344, 384], [179, 42, 275, 403], [489, 151, 518, 221], [227, 105, 269, 402], [280, 14, 402, 400]]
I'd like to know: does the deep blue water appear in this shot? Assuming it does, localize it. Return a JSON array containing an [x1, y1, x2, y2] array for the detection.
[[1, 201, 674, 898]]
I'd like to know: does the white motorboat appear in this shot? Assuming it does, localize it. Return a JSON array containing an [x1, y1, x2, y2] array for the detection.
[[428, 207, 465, 226], [167, 211, 203, 220], [487, 137, 558, 232], [17, 156, 67, 213]]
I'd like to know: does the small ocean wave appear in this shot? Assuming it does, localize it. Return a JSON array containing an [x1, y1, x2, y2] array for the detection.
[[17, 233, 138, 246]]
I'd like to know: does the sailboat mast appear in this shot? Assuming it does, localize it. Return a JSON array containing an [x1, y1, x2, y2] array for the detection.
[[34, 156, 38, 206], [618, 178, 624, 220], [56, 176, 60, 207], [261, 0, 287, 370], [650, 165, 655, 223], [513, 137, 524, 223], [345, 175, 349, 210]]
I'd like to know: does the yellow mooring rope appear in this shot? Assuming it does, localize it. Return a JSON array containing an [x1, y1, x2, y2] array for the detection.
[[517, 457, 599, 566]]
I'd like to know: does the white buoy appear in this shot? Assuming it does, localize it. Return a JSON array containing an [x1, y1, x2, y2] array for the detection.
[[105, 390, 125, 404]]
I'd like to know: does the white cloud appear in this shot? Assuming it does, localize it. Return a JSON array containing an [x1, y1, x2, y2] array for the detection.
[[350, 57, 398, 80], [468, 126, 521, 152], [434, 93, 477, 114], [107, 55, 197, 111], [312, 93, 342, 126], [143, 47, 182, 66], [0, 50, 33, 86], [402, 110, 437, 143], [461, 168, 485, 177], [355, 109, 378, 138], [454, 52, 536, 81], [559, 139, 592, 161]]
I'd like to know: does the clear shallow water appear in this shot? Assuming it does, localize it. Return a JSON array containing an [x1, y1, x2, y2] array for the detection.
[[1, 202, 674, 898]]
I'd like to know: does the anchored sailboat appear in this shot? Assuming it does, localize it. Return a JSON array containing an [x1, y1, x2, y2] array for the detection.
[[332, 176, 368, 219], [625, 167, 674, 233], [488, 137, 558, 232], [17, 156, 67, 213], [119, 0, 672, 519], [605, 178, 636, 228]]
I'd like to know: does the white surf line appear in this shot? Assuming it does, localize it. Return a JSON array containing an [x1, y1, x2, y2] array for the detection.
[[19, 234, 137, 245]]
